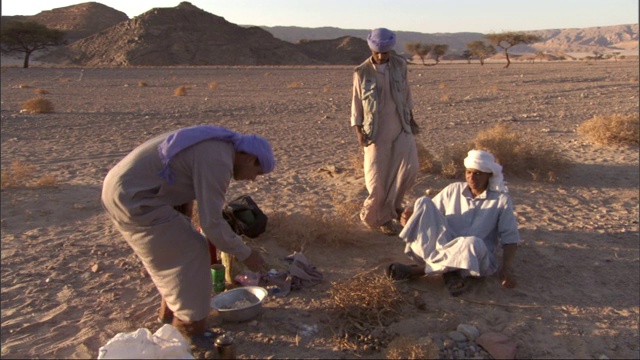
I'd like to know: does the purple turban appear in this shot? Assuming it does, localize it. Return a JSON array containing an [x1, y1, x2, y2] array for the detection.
[[157, 125, 275, 184], [367, 28, 396, 52]]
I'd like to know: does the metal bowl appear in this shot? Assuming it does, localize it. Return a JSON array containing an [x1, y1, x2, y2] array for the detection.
[[210, 286, 267, 322]]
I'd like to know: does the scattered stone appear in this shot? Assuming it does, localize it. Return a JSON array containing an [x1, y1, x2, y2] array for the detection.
[[448, 330, 468, 342], [457, 323, 480, 341], [91, 263, 101, 273], [476, 332, 517, 359]]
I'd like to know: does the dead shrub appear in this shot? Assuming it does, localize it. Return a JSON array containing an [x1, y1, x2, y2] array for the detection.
[[577, 113, 639, 146], [20, 97, 54, 114], [436, 124, 568, 182], [327, 272, 408, 353], [208, 81, 218, 90], [138, 81, 148, 87], [34, 88, 49, 95], [35, 175, 57, 187], [174, 85, 190, 96], [416, 142, 436, 173], [267, 208, 365, 252], [1, 161, 35, 189], [287, 81, 303, 88], [386, 335, 440, 359]]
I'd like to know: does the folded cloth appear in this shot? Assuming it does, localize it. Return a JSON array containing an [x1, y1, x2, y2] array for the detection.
[[261, 252, 323, 297]]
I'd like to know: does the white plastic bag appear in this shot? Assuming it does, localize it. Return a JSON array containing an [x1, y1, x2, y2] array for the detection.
[[97, 324, 194, 359]]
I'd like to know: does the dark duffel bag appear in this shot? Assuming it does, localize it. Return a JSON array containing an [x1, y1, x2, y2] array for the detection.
[[222, 195, 268, 238]]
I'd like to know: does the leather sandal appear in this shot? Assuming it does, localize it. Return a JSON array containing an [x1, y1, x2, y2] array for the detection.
[[385, 263, 420, 280]]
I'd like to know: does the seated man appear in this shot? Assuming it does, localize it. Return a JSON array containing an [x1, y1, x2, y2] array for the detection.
[[386, 149, 520, 296]]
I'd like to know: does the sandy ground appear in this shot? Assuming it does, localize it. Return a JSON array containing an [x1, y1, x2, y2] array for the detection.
[[1, 60, 639, 359]]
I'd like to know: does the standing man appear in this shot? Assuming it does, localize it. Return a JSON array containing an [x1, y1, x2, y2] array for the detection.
[[101, 125, 274, 344], [386, 150, 521, 297], [351, 27, 419, 236]]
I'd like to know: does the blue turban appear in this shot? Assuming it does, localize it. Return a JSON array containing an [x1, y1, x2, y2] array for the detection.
[[367, 28, 396, 52], [157, 125, 275, 184]]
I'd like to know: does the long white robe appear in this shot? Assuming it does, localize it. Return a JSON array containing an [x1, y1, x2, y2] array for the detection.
[[400, 183, 521, 277]]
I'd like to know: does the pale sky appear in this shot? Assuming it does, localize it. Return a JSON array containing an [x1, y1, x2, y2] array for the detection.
[[1, 0, 638, 33]]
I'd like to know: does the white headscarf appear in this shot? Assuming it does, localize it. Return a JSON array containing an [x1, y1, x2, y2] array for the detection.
[[463, 150, 508, 193]]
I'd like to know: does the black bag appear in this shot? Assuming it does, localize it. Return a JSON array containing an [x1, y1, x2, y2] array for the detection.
[[222, 195, 268, 238]]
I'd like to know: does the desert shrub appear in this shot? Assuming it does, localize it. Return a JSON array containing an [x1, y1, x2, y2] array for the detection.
[[208, 81, 218, 90], [1, 161, 35, 189], [174, 85, 189, 96], [577, 113, 639, 146], [21, 97, 54, 113], [267, 208, 366, 252], [439, 142, 472, 178], [437, 124, 568, 181], [386, 335, 440, 359], [34, 174, 57, 187], [327, 272, 408, 354], [138, 81, 148, 87], [34, 88, 49, 94], [416, 142, 436, 173]]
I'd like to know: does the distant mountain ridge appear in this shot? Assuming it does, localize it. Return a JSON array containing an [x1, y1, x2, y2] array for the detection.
[[262, 24, 639, 54], [1, 1, 637, 67]]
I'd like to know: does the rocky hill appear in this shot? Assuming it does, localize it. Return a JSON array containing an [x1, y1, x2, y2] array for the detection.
[[1, 2, 128, 43], [2, 1, 637, 66], [40, 2, 328, 66]]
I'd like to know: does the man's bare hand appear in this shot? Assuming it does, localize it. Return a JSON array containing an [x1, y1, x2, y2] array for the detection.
[[499, 267, 517, 288], [242, 248, 267, 273], [354, 126, 367, 147], [400, 207, 413, 227]]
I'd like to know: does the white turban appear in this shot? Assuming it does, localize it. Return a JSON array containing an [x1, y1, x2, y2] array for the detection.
[[464, 150, 508, 193], [367, 28, 396, 52]]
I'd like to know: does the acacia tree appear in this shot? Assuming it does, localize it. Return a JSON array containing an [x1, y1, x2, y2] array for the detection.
[[484, 32, 542, 68], [405, 42, 432, 65], [466, 40, 496, 65], [0, 21, 66, 68], [431, 44, 448, 64]]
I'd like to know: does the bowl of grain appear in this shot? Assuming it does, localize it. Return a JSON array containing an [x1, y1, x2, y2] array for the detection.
[[210, 286, 268, 322]]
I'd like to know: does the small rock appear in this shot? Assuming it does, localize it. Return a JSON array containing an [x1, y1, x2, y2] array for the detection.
[[476, 332, 517, 359], [443, 338, 456, 349], [448, 331, 467, 342], [91, 263, 101, 273], [457, 324, 480, 341]]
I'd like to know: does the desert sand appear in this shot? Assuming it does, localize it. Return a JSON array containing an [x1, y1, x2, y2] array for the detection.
[[1, 60, 639, 359]]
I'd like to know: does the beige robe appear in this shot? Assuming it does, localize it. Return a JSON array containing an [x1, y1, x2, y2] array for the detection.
[[352, 62, 418, 227], [101, 136, 251, 321]]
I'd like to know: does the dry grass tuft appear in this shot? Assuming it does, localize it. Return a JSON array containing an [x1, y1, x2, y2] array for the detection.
[[416, 142, 436, 173], [21, 97, 54, 114], [174, 85, 190, 96], [267, 207, 366, 252], [34, 88, 49, 95], [34, 174, 58, 187], [138, 81, 148, 87], [577, 113, 639, 146], [385, 335, 440, 359], [18, 83, 30, 88], [438, 82, 447, 89], [1, 161, 35, 189], [208, 81, 218, 90], [322, 85, 332, 93], [287, 81, 303, 88], [327, 271, 408, 353], [439, 93, 450, 102], [436, 124, 569, 182]]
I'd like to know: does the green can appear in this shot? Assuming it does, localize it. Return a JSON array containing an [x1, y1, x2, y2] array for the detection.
[[211, 264, 226, 293]]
